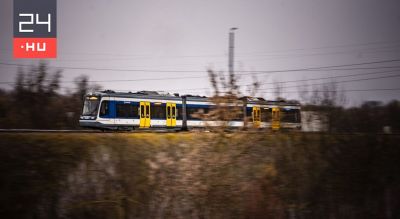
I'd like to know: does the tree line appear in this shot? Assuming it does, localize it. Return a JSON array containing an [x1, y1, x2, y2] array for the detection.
[[0, 62, 100, 129]]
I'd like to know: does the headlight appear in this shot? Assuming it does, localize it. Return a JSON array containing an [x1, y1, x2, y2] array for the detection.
[[90, 116, 96, 120]]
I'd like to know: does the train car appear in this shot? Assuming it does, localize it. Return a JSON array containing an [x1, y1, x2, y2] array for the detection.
[[79, 90, 301, 130], [278, 101, 302, 129], [79, 90, 183, 130], [246, 98, 301, 130]]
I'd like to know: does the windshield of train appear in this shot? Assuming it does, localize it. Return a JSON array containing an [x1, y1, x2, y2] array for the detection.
[[82, 96, 100, 116]]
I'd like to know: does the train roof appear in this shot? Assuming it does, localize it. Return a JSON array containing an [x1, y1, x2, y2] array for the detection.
[[86, 90, 300, 106], [88, 90, 184, 101]]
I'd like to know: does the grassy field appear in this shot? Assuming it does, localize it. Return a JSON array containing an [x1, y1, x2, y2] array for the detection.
[[0, 132, 399, 219]]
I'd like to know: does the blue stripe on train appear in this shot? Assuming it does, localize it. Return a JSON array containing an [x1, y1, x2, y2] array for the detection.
[[99, 99, 213, 119]]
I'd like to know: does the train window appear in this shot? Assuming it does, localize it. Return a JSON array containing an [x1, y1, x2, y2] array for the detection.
[[167, 106, 171, 119], [186, 107, 192, 119], [172, 106, 176, 118], [151, 105, 166, 119], [232, 107, 243, 121], [295, 109, 301, 122], [246, 108, 252, 120], [218, 106, 242, 121], [146, 105, 150, 118], [255, 109, 260, 121], [235, 111, 244, 121], [187, 107, 209, 120], [281, 109, 300, 123], [177, 105, 182, 120], [140, 105, 145, 118], [82, 98, 100, 116], [116, 103, 138, 118], [99, 101, 109, 117], [261, 108, 272, 122]]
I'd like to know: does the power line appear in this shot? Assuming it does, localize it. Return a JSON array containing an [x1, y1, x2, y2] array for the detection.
[[237, 40, 400, 55], [1, 59, 400, 96], [0, 66, 398, 87], [187, 87, 400, 94], [1, 59, 400, 85], [257, 69, 400, 86], [1, 58, 400, 73], [166, 68, 400, 91], [257, 73, 400, 91], [1, 65, 398, 85], [4, 77, 400, 95], [0, 48, 225, 59], [260, 88, 400, 94], [0, 62, 205, 73], [236, 47, 400, 62]]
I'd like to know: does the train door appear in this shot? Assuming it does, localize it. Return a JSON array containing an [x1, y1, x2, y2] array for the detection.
[[272, 107, 280, 130], [140, 102, 151, 128], [166, 102, 177, 127], [171, 103, 176, 127], [252, 106, 261, 128]]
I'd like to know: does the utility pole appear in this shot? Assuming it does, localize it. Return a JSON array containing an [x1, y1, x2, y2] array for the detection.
[[228, 27, 238, 76]]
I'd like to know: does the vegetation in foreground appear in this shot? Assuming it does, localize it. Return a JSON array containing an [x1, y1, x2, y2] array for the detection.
[[0, 132, 399, 219]]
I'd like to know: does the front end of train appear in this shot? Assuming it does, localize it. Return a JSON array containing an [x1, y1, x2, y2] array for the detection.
[[79, 94, 102, 129]]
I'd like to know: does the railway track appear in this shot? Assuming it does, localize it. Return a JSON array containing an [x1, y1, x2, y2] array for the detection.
[[0, 129, 182, 133], [0, 129, 101, 133], [0, 129, 398, 135]]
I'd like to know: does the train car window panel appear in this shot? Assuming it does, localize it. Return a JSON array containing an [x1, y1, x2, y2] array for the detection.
[[295, 109, 301, 123], [99, 101, 109, 117], [217, 106, 242, 121], [176, 105, 182, 120], [145, 102, 151, 127], [170, 103, 177, 126], [167, 106, 171, 119], [186, 107, 195, 120], [145, 104, 150, 118], [140, 105, 145, 118], [82, 96, 100, 116], [116, 103, 138, 118], [139, 102, 146, 127], [246, 108, 253, 120], [166, 103, 172, 126], [187, 106, 209, 120], [172, 106, 176, 119], [226, 106, 244, 121], [281, 109, 300, 123], [151, 105, 166, 119], [261, 108, 272, 122]]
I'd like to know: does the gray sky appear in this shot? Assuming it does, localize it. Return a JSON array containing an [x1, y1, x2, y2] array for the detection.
[[1, 0, 400, 106]]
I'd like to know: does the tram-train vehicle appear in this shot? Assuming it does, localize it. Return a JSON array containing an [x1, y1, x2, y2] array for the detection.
[[79, 90, 301, 130]]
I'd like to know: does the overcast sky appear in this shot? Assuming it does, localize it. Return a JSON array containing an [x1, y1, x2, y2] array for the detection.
[[1, 0, 400, 106]]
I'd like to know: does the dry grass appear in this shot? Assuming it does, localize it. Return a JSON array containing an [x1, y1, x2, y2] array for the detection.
[[1, 132, 399, 219]]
